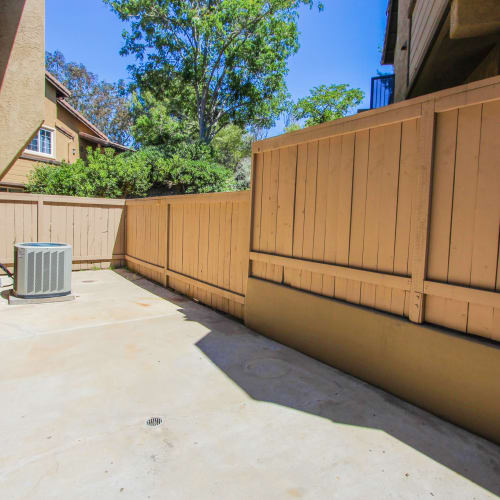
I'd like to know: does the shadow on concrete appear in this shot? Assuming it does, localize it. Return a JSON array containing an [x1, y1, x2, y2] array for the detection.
[[116, 269, 500, 496]]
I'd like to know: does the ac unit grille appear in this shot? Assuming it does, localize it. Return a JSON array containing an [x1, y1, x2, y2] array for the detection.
[[26, 250, 66, 294]]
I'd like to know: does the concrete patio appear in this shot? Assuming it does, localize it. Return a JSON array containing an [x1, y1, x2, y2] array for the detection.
[[0, 269, 499, 499]]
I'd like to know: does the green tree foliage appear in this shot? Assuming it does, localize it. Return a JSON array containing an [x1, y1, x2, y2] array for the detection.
[[131, 89, 200, 154], [46, 51, 133, 145], [210, 125, 252, 173], [131, 91, 252, 188], [291, 84, 364, 127], [104, 0, 323, 144], [284, 122, 302, 133], [25, 147, 234, 198]]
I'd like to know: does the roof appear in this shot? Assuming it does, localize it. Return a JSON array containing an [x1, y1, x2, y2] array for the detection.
[[381, 0, 399, 65], [79, 131, 132, 152], [45, 71, 129, 150]]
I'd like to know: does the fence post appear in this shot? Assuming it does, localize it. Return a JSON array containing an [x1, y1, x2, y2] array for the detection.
[[123, 201, 127, 268], [409, 99, 436, 323], [37, 196, 46, 242], [164, 202, 170, 288], [247, 152, 258, 281]]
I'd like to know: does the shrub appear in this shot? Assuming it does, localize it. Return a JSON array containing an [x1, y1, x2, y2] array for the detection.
[[26, 147, 152, 198], [153, 155, 235, 194], [26, 146, 235, 198]]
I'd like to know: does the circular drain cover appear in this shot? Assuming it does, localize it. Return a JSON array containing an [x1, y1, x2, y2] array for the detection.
[[146, 417, 163, 427]]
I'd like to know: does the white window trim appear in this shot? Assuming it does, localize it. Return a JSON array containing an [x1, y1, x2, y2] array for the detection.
[[25, 126, 56, 159]]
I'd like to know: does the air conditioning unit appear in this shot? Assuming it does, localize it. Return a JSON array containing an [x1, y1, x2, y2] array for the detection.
[[13, 243, 72, 299]]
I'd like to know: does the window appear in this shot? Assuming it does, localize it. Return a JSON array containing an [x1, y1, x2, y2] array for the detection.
[[26, 127, 54, 156]]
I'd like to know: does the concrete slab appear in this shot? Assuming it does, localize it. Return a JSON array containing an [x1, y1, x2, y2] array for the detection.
[[0, 269, 499, 499]]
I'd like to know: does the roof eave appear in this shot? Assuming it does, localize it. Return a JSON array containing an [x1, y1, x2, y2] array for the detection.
[[79, 131, 132, 152], [45, 71, 71, 98]]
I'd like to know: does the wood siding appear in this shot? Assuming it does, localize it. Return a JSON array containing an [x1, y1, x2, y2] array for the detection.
[[125, 191, 250, 320], [409, 0, 449, 85], [251, 76, 500, 342], [0, 193, 126, 270]]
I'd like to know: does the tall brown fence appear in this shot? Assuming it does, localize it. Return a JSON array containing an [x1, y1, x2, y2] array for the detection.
[[0, 192, 126, 270], [125, 191, 250, 319], [1, 77, 499, 342], [250, 76, 500, 342]]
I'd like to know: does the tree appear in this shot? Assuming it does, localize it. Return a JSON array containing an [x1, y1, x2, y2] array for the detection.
[[292, 84, 364, 127], [46, 51, 133, 145], [104, 0, 323, 144], [131, 91, 252, 181], [131, 89, 200, 155]]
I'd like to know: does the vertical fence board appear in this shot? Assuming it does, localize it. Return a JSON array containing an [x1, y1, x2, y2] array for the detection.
[[346, 130, 369, 304], [392, 119, 418, 316], [447, 104, 482, 331], [467, 100, 500, 337], [334, 133, 356, 301], [322, 136, 342, 297], [375, 123, 401, 312], [311, 139, 330, 294], [279, 146, 298, 287], [361, 126, 384, 308], [289, 143, 308, 288]]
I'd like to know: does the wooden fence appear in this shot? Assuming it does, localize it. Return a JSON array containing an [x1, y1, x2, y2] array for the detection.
[[0, 192, 126, 270], [1, 77, 499, 343], [250, 75, 500, 342], [125, 191, 250, 319]]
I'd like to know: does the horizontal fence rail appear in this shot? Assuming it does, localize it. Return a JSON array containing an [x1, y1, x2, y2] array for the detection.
[[250, 75, 500, 342], [0, 192, 126, 270], [125, 191, 250, 319]]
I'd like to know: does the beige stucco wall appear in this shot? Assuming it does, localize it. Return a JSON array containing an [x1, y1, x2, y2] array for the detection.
[[0, 0, 45, 178], [2, 80, 98, 186]]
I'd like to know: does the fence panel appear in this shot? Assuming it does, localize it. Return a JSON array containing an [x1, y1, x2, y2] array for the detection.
[[125, 191, 250, 320], [250, 75, 500, 341], [425, 99, 500, 340], [251, 119, 419, 318], [0, 193, 126, 271]]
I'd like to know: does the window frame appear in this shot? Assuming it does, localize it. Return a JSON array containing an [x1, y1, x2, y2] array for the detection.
[[25, 126, 56, 158]]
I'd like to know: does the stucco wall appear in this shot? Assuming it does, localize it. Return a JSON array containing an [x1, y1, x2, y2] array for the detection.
[[0, 0, 45, 178]]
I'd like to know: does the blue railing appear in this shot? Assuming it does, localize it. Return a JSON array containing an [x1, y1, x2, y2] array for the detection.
[[370, 74, 395, 109]]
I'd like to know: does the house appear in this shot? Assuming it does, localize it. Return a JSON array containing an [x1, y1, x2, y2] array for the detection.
[[381, 0, 500, 102], [0, 71, 130, 192], [0, 0, 129, 193]]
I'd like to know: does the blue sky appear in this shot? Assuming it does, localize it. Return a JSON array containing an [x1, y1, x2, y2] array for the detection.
[[46, 0, 390, 135]]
